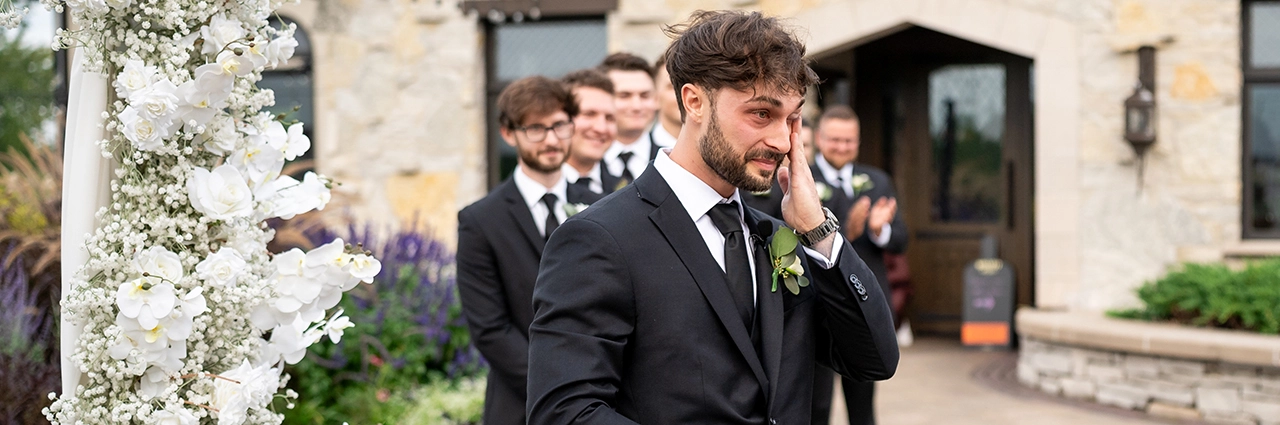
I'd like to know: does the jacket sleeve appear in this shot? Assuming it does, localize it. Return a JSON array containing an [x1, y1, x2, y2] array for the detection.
[[806, 236, 900, 382], [455, 208, 529, 383], [527, 217, 639, 425]]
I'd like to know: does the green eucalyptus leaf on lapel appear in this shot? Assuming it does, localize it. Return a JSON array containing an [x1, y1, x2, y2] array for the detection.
[[770, 227, 798, 257], [797, 275, 810, 288], [784, 274, 800, 295]]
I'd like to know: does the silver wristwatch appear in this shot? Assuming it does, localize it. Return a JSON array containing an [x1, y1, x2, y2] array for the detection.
[[798, 207, 839, 247]]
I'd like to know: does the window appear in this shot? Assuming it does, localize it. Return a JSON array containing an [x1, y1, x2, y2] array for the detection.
[[484, 15, 608, 187], [258, 16, 314, 166], [1244, 0, 1280, 237]]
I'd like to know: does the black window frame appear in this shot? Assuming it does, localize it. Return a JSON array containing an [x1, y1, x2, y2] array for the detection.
[[1242, 0, 1280, 238]]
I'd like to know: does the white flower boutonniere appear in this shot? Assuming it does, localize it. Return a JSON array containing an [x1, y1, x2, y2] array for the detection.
[[563, 203, 589, 217], [815, 182, 834, 202], [851, 173, 875, 196]]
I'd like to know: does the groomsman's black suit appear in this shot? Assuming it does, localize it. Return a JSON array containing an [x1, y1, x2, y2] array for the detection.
[[527, 167, 899, 425], [808, 160, 908, 425], [456, 178, 603, 425]]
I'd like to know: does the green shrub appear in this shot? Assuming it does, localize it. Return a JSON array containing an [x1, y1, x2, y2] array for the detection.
[[1111, 259, 1280, 333]]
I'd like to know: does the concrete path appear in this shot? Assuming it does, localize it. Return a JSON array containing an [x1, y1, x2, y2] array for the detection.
[[823, 338, 1171, 425]]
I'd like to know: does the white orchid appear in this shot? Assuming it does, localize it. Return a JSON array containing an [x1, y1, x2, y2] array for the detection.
[[139, 366, 173, 400], [228, 137, 285, 190], [260, 172, 330, 220], [178, 65, 235, 131], [346, 253, 381, 284], [216, 50, 255, 77], [283, 123, 310, 160], [188, 165, 255, 220], [196, 248, 247, 287], [198, 114, 240, 155], [103, 0, 132, 10], [116, 277, 177, 329], [268, 318, 322, 364], [265, 33, 298, 69], [324, 311, 354, 344], [211, 360, 279, 425]]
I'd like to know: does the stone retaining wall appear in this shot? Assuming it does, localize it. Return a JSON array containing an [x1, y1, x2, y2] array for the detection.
[[1019, 336, 1280, 424]]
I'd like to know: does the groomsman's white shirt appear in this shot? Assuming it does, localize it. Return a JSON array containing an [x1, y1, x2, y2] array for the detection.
[[651, 123, 678, 148], [513, 165, 568, 237], [814, 154, 892, 247], [604, 131, 653, 180], [561, 162, 604, 194]]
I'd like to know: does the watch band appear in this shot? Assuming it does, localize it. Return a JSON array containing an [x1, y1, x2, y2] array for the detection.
[[798, 207, 839, 247]]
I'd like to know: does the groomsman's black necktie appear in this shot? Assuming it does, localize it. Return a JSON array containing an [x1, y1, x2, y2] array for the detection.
[[572, 178, 592, 189], [617, 151, 635, 184], [708, 201, 754, 331], [541, 193, 559, 240]]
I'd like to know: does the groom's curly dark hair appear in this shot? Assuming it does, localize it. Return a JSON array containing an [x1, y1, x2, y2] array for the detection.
[[661, 10, 819, 121]]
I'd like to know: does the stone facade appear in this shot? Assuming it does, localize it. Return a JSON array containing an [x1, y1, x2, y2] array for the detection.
[[1020, 337, 1280, 424], [280, 0, 1249, 311]]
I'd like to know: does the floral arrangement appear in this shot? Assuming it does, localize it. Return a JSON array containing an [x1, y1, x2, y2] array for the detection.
[[33, 0, 382, 422]]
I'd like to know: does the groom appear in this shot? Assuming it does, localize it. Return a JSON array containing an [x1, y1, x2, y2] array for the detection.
[[527, 10, 899, 424]]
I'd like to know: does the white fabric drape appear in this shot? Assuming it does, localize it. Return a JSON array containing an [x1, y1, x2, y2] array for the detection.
[[59, 49, 112, 394]]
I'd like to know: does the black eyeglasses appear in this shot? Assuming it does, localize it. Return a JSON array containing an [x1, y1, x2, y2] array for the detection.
[[515, 120, 575, 143]]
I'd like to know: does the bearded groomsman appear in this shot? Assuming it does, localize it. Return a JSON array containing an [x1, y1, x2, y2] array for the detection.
[[809, 104, 908, 425], [599, 52, 660, 185], [562, 68, 624, 195], [456, 76, 604, 425]]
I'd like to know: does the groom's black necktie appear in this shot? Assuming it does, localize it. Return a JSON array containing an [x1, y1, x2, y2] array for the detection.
[[541, 193, 559, 240], [617, 151, 635, 184], [708, 201, 754, 331]]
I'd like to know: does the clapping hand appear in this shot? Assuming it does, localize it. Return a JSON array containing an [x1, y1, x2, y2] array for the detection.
[[845, 197, 871, 240], [846, 197, 898, 240]]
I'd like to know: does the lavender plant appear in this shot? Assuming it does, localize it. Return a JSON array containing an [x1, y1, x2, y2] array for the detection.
[[0, 242, 59, 424]]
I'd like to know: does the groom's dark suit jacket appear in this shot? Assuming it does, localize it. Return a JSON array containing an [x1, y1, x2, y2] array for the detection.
[[527, 169, 899, 424], [810, 163, 908, 297], [456, 178, 602, 425]]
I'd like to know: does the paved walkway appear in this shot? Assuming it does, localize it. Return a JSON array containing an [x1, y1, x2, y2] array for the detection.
[[824, 338, 1170, 425]]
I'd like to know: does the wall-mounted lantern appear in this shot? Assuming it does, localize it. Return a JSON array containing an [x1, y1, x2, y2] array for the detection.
[[1124, 46, 1157, 156]]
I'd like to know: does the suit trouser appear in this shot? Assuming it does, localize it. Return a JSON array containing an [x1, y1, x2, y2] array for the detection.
[[811, 365, 876, 425]]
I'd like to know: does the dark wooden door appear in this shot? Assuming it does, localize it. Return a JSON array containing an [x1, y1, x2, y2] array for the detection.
[[833, 27, 1035, 336]]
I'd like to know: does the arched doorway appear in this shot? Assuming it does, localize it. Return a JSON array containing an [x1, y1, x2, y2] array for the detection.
[[811, 26, 1036, 336]]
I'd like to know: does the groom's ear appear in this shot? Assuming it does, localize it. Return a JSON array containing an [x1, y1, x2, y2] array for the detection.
[[681, 84, 706, 124]]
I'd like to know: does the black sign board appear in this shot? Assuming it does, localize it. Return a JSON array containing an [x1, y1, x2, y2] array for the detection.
[[961, 258, 1015, 347]]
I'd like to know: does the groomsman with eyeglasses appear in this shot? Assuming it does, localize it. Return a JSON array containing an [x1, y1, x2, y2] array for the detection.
[[455, 75, 604, 425]]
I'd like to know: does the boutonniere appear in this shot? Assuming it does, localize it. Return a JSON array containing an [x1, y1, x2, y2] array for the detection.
[[614, 178, 629, 192], [850, 173, 874, 196], [815, 182, 833, 202], [563, 203, 589, 217], [768, 226, 809, 295]]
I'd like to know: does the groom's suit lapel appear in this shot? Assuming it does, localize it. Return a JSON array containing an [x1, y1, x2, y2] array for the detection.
[[501, 180, 546, 256], [746, 208, 784, 408], [635, 171, 769, 392]]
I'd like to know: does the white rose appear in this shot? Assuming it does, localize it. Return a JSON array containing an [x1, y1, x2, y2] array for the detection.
[[115, 59, 157, 100], [119, 107, 165, 151], [130, 77, 180, 127], [152, 404, 198, 425], [283, 123, 310, 160], [188, 165, 254, 220], [200, 14, 247, 55], [212, 361, 280, 425], [133, 245, 184, 283], [196, 248, 246, 287]]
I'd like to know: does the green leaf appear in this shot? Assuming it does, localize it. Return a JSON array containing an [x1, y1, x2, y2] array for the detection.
[[771, 227, 798, 257], [784, 275, 800, 295], [797, 275, 810, 288]]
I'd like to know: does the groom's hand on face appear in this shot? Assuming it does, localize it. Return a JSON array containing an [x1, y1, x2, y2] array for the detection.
[[778, 118, 826, 235]]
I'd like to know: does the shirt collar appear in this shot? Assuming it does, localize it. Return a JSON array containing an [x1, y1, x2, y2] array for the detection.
[[815, 153, 853, 184], [651, 123, 678, 148], [513, 165, 568, 210], [562, 163, 602, 185], [606, 132, 653, 160], [653, 149, 744, 224]]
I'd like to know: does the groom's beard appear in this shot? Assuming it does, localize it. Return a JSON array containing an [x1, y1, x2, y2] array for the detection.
[[700, 110, 783, 193]]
